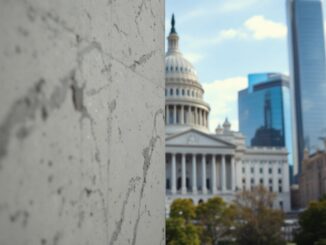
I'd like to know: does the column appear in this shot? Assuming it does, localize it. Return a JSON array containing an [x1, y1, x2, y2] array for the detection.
[[263, 161, 269, 189], [192, 154, 197, 193], [283, 162, 289, 192], [201, 154, 207, 194], [166, 106, 170, 125], [180, 105, 184, 124], [236, 160, 241, 191], [198, 109, 202, 125], [211, 155, 217, 194], [202, 111, 205, 127], [206, 112, 208, 127], [173, 105, 176, 124], [171, 153, 176, 194], [273, 161, 278, 192], [231, 156, 235, 191], [194, 107, 197, 124], [205, 111, 208, 127], [181, 154, 186, 194], [221, 155, 226, 192]]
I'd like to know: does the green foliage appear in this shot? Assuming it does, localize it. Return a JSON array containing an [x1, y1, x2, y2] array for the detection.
[[170, 198, 196, 223], [167, 199, 200, 245], [294, 199, 326, 245], [166, 217, 200, 245], [196, 196, 235, 245], [315, 239, 326, 245], [234, 185, 286, 245]]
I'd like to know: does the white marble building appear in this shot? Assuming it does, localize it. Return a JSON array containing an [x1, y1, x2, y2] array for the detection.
[[165, 16, 291, 213]]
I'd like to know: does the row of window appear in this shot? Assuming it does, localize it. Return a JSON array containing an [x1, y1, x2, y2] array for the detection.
[[242, 184, 284, 193], [242, 178, 282, 185], [242, 167, 282, 174], [242, 160, 287, 164], [165, 88, 202, 99], [165, 65, 194, 73]]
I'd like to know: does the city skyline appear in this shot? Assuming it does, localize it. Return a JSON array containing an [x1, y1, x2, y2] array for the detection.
[[166, 0, 326, 132]]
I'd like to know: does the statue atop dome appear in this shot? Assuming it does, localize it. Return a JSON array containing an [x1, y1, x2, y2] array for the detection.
[[170, 14, 177, 34]]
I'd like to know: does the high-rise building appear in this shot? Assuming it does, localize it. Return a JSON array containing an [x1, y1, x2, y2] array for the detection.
[[287, 0, 326, 176], [239, 73, 292, 148]]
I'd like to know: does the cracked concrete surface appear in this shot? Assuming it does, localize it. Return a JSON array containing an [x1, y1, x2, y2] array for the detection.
[[0, 0, 165, 244]]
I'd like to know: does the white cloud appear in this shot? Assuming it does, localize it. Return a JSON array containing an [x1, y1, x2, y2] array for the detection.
[[203, 77, 247, 131], [183, 52, 204, 64], [244, 16, 287, 40], [182, 16, 286, 51], [217, 28, 248, 41]]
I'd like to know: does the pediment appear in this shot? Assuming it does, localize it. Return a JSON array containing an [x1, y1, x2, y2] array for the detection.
[[166, 129, 235, 148]]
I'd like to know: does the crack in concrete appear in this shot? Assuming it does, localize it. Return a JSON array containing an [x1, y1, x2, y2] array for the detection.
[[131, 108, 164, 245], [109, 176, 141, 245], [129, 50, 156, 71], [113, 23, 128, 37]]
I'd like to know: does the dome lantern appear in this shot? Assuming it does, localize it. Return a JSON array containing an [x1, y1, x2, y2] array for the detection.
[[167, 14, 180, 54]]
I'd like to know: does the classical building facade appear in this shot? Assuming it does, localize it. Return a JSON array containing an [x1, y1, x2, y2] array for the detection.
[[165, 16, 291, 213]]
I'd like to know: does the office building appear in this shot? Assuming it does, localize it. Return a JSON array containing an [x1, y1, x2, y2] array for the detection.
[[287, 0, 326, 175]]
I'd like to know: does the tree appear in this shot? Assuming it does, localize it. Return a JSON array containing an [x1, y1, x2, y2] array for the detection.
[[170, 198, 196, 223], [234, 185, 286, 245], [196, 196, 236, 245], [294, 199, 326, 245], [166, 199, 200, 245], [166, 217, 200, 245]]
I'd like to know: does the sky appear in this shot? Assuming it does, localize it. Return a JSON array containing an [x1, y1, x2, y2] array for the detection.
[[165, 0, 326, 132]]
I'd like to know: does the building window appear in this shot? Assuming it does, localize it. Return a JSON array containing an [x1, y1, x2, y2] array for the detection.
[[269, 186, 273, 192], [269, 179, 273, 184], [170, 88, 173, 95], [176, 89, 179, 96], [166, 179, 170, 189], [260, 178, 263, 185], [242, 167, 245, 173], [260, 168, 263, 174], [279, 186, 283, 193], [251, 178, 254, 184], [182, 89, 185, 95], [278, 179, 282, 184], [278, 168, 282, 174], [187, 90, 190, 96], [242, 178, 246, 183], [251, 167, 254, 174], [269, 168, 272, 174], [279, 201, 283, 210]]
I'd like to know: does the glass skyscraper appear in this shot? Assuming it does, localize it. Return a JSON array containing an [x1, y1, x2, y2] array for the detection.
[[287, 0, 326, 176], [239, 73, 293, 171]]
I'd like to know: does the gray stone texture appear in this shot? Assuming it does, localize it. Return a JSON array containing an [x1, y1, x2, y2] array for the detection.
[[0, 0, 165, 244]]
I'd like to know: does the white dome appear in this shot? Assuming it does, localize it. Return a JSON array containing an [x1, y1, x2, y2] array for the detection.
[[165, 53, 198, 81]]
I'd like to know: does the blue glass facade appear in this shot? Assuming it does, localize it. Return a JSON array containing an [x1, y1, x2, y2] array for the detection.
[[239, 73, 293, 168], [287, 0, 326, 175]]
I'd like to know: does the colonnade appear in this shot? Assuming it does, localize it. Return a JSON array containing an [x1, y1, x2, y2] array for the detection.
[[165, 105, 208, 127], [166, 153, 237, 195]]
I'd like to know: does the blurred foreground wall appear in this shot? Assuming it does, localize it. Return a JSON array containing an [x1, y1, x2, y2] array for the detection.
[[0, 0, 165, 244]]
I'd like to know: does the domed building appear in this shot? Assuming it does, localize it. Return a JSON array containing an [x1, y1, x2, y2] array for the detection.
[[164, 15, 291, 213]]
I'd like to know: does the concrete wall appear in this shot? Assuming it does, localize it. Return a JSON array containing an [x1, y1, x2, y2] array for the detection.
[[0, 0, 165, 244]]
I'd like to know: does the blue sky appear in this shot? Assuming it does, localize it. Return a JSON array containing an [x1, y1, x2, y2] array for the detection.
[[165, 0, 326, 131]]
